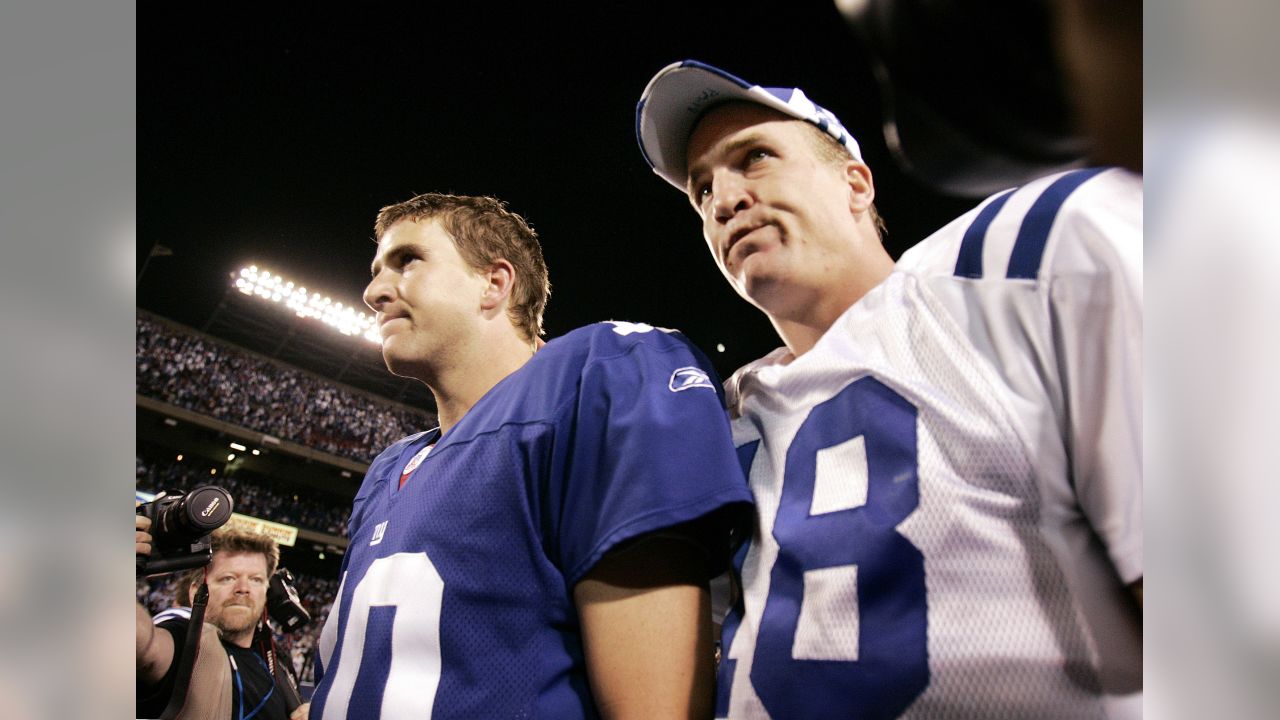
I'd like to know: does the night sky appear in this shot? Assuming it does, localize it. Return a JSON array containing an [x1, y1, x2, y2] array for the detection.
[[138, 1, 976, 381]]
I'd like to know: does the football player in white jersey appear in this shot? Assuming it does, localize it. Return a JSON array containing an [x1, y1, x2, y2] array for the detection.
[[636, 61, 1142, 718]]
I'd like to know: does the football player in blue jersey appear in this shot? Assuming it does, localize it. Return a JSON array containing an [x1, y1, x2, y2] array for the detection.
[[635, 62, 1142, 718], [308, 192, 752, 719]]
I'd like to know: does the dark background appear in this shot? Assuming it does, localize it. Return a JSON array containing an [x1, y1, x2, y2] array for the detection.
[[138, 1, 976, 381]]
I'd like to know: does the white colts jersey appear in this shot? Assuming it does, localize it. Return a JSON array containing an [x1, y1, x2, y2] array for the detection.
[[717, 169, 1143, 719]]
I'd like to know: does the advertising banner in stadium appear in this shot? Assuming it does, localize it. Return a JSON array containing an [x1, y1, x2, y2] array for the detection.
[[227, 512, 299, 547]]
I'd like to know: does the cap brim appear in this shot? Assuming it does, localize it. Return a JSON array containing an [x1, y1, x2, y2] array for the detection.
[[637, 60, 799, 191]]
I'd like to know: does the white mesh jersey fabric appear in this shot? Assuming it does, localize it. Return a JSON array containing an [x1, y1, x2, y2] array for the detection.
[[718, 169, 1142, 719]]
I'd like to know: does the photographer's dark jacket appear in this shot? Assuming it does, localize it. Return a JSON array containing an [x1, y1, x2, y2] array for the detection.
[[137, 616, 290, 720]]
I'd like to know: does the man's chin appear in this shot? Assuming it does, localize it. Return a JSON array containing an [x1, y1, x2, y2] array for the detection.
[[382, 350, 428, 380], [739, 268, 783, 305], [214, 606, 258, 634], [381, 344, 401, 371]]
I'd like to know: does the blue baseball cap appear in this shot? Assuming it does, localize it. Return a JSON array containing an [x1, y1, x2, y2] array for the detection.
[[636, 59, 862, 191]]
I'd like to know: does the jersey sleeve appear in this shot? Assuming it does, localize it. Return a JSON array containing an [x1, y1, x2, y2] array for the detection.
[[910, 168, 1144, 586], [554, 328, 753, 587], [1045, 170, 1144, 584]]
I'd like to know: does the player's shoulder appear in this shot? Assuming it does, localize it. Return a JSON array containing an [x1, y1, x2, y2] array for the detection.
[[899, 167, 1142, 282], [454, 321, 718, 428], [548, 320, 704, 361], [540, 321, 722, 401]]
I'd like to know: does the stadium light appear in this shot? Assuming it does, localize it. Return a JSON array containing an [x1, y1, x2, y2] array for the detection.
[[234, 265, 382, 344], [229, 442, 247, 451]]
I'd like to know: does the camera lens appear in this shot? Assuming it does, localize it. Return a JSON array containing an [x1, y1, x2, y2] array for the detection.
[[155, 485, 234, 541], [138, 485, 234, 577], [181, 485, 234, 531]]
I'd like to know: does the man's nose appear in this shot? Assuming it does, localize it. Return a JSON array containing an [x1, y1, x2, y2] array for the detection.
[[712, 172, 752, 223], [364, 272, 392, 312]]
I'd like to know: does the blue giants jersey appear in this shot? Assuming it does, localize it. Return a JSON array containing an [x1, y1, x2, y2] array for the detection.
[[311, 321, 753, 720]]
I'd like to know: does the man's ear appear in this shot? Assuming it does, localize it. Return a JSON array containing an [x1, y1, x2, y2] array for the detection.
[[480, 258, 516, 311], [845, 161, 876, 214]]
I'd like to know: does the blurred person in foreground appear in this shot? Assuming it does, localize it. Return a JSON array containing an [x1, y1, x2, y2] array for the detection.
[[832, 0, 1141, 196], [635, 61, 1142, 718], [308, 193, 752, 718], [136, 523, 307, 719]]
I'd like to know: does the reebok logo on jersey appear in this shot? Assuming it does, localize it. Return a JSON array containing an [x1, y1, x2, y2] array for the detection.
[[669, 367, 714, 392], [370, 520, 388, 546]]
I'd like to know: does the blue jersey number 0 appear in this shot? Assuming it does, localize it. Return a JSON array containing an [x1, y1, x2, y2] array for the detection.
[[733, 377, 929, 718]]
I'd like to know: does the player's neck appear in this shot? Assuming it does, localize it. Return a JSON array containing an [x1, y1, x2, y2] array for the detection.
[[772, 314, 836, 360], [431, 329, 536, 435], [770, 262, 894, 358]]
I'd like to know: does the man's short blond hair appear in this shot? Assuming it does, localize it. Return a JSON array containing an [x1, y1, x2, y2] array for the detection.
[[176, 527, 280, 606], [374, 193, 550, 342]]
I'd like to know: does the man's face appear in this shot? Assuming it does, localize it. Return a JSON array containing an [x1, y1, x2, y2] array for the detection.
[[201, 551, 269, 643], [364, 218, 489, 379], [685, 103, 865, 320]]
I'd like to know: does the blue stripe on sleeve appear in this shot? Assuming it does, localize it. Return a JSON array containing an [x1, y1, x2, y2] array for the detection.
[[953, 190, 1015, 278], [1006, 168, 1108, 279]]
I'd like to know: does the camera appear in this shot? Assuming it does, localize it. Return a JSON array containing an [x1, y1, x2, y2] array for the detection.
[[136, 485, 234, 577], [267, 568, 311, 632]]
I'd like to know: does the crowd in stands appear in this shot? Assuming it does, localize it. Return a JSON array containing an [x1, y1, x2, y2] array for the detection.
[[136, 313, 436, 464], [137, 454, 352, 538], [137, 571, 340, 685], [136, 312, 435, 685]]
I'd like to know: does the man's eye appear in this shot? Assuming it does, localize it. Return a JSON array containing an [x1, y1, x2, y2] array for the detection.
[[391, 250, 420, 269], [747, 149, 770, 163], [697, 184, 712, 202]]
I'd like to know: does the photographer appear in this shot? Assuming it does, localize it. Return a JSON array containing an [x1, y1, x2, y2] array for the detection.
[[136, 517, 308, 720]]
